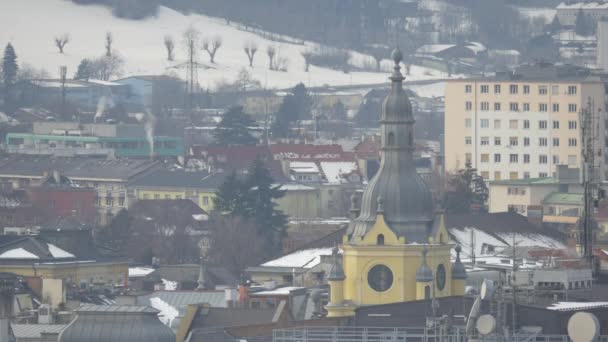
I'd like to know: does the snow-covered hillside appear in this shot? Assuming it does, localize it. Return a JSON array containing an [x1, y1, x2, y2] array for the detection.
[[0, 0, 448, 90]]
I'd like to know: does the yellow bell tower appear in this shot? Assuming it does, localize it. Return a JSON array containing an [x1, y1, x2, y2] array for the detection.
[[325, 48, 466, 318]]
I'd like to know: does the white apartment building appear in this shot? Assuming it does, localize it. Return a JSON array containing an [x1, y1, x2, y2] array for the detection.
[[445, 63, 606, 181]]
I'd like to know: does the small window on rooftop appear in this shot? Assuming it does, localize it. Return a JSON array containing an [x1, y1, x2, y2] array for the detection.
[[377, 234, 384, 245]]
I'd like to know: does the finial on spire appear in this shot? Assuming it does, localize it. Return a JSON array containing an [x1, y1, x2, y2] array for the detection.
[[391, 47, 403, 65], [377, 196, 384, 214], [390, 47, 404, 81]]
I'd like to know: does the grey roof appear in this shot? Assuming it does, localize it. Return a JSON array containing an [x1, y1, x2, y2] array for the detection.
[[191, 307, 277, 329], [0, 156, 88, 178], [59, 305, 175, 342], [0, 156, 158, 181], [11, 324, 67, 338], [63, 158, 158, 181], [137, 291, 227, 309], [348, 50, 434, 243], [73, 304, 160, 313], [129, 168, 226, 190], [462, 63, 600, 82]]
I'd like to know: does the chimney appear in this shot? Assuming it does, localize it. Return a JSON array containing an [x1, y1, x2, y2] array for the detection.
[[52, 170, 61, 184], [238, 281, 250, 307]]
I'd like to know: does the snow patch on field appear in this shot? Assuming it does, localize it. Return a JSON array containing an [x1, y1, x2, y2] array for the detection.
[[0, 0, 448, 90]]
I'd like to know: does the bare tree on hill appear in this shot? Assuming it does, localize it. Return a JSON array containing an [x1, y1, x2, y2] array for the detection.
[[105, 32, 113, 57], [244, 41, 258, 67], [267, 45, 276, 70], [301, 51, 312, 72], [203, 36, 223, 63], [164, 35, 175, 61], [54, 34, 69, 54]]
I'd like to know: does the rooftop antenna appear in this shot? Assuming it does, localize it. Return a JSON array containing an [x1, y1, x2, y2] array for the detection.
[[470, 229, 476, 265], [579, 97, 599, 273]]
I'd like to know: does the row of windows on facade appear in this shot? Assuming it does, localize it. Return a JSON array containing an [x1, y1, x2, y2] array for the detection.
[[465, 84, 578, 96], [465, 101, 578, 113], [466, 118, 578, 130], [477, 152, 576, 165], [95, 196, 126, 207], [141, 193, 211, 205], [466, 136, 578, 147], [477, 170, 549, 180]]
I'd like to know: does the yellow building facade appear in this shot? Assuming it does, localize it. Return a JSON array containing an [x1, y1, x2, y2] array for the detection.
[[326, 50, 466, 318]]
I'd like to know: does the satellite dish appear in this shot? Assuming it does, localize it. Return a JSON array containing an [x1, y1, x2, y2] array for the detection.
[[480, 279, 494, 300], [476, 314, 496, 336], [568, 312, 599, 342]]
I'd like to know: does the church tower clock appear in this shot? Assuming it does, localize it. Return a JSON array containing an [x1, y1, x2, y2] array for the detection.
[[326, 49, 466, 318]]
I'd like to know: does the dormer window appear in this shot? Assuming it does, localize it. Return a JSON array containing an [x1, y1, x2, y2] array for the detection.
[[377, 234, 385, 245]]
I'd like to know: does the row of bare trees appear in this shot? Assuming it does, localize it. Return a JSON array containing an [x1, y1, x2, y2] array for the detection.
[[53, 31, 114, 56]]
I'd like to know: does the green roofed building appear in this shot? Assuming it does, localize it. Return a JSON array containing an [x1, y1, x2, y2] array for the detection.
[[5, 122, 183, 158]]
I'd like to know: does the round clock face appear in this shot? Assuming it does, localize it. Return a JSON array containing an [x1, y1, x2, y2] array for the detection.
[[436, 264, 446, 291], [368, 264, 393, 292]]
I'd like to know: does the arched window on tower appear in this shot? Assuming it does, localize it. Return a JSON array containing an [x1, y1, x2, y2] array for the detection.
[[387, 132, 395, 146], [408, 132, 413, 147], [424, 285, 431, 299], [377, 234, 384, 245]]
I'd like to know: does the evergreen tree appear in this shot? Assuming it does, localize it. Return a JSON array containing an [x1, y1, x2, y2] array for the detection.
[[74, 59, 93, 80], [271, 95, 297, 138], [2, 43, 18, 109], [271, 83, 312, 138], [212, 158, 287, 252], [444, 162, 488, 214], [244, 157, 287, 248], [292, 83, 312, 120], [213, 106, 258, 145], [548, 15, 561, 34], [213, 170, 248, 215]]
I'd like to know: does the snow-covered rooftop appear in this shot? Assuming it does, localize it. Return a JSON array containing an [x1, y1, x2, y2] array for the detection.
[[150, 297, 179, 326], [448, 227, 565, 259], [320, 161, 358, 184], [0, 248, 39, 259], [279, 183, 316, 191], [290, 161, 319, 173], [261, 247, 337, 269], [252, 286, 305, 296], [547, 301, 608, 311], [47, 244, 75, 258], [557, 2, 608, 9], [129, 267, 156, 278], [162, 278, 178, 291]]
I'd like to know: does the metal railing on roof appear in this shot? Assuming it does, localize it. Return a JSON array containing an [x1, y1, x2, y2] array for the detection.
[[273, 327, 466, 342], [272, 327, 608, 342]]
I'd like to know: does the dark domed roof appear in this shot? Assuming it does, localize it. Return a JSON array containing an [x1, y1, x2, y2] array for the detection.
[[348, 48, 434, 243], [59, 305, 175, 342]]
